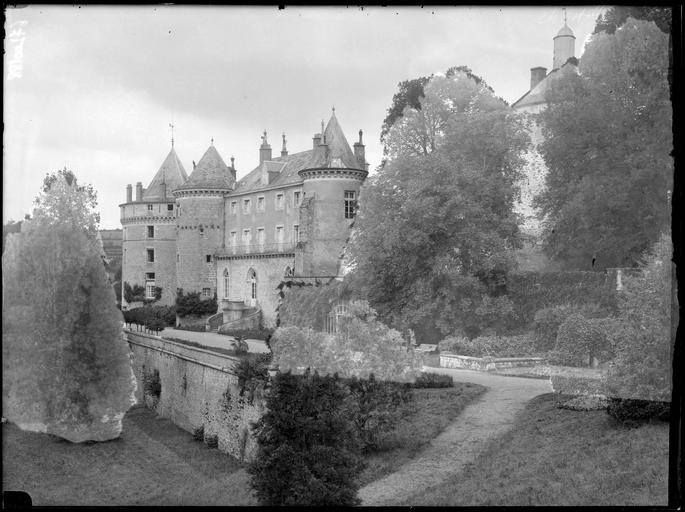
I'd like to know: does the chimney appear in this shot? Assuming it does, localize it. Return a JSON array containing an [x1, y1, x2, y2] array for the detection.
[[259, 130, 272, 164], [126, 184, 132, 203], [159, 180, 167, 199], [230, 156, 236, 180], [353, 129, 366, 169], [135, 182, 143, 202], [530, 67, 547, 90], [312, 132, 322, 150], [281, 133, 288, 157]]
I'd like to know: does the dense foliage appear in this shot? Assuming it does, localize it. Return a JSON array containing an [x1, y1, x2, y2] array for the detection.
[[604, 234, 674, 402], [413, 372, 454, 389], [350, 70, 529, 341], [593, 6, 671, 35], [2, 169, 134, 440], [553, 315, 616, 367], [248, 370, 364, 506], [175, 289, 218, 317], [123, 305, 176, 333], [536, 18, 672, 269], [271, 301, 423, 382], [277, 279, 354, 330]]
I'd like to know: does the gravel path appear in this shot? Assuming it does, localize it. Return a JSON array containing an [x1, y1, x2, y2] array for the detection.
[[358, 367, 552, 506]]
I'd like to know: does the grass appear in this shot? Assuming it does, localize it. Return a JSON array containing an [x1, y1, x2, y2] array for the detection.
[[400, 393, 669, 506], [2, 406, 258, 506], [357, 382, 487, 487]]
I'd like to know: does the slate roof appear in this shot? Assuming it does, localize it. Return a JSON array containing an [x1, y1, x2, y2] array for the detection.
[[143, 148, 188, 200], [175, 145, 235, 191], [233, 150, 312, 194], [307, 113, 363, 170], [511, 61, 578, 109]]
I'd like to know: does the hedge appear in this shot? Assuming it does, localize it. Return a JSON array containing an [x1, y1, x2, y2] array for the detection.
[[175, 289, 217, 318], [413, 372, 454, 389], [554, 314, 616, 367]]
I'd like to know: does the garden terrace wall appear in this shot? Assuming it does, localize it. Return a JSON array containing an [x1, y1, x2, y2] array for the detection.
[[440, 353, 544, 371], [125, 330, 265, 461]]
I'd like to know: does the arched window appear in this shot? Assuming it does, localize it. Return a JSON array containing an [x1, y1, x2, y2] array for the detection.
[[223, 268, 230, 299], [247, 268, 257, 304], [284, 266, 293, 278]]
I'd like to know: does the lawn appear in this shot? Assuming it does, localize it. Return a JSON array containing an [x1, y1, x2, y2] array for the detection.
[[2, 406, 258, 506], [357, 381, 487, 487], [400, 392, 669, 506]]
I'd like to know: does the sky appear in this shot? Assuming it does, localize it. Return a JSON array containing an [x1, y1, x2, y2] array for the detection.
[[4, 5, 606, 229]]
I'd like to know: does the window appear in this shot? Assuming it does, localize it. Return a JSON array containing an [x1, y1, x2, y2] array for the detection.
[[242, 198, 251, 214], [230, 201, 237, 215], [167, 203, 174, 211], [275, 193, 284, 210], [294, 190, 301, 206], [147, 249, 155, 262], [206, 254, 212, 263], [293, 224, 300, 243], [242, 229, 251, 246], [257, 228, 265, 249], [202, 287, 211, 298], [223, 269, 230, 299], [177, 253, 179, 262], [257, 196, 265, 212], [230, 231, 237, 248], [147, 225, 154, 238], [247, 268, 257, 302], [147, 204, 153, 211], [275, 225, 284, 246], [284, 266, 293, 278], [145, 272, 156, 300], [344, 190, 356, 219]]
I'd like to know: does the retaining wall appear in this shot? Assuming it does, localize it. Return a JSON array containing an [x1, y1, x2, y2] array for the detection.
[[440, 353, 544, 372], [125, 330, 266, 461]]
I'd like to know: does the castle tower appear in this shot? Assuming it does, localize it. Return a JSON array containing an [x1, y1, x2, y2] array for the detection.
[[553, 21, 575, 70], [297, 110, 368, 277], [120, 146, 187, 307], [173, 141, 235, 299]]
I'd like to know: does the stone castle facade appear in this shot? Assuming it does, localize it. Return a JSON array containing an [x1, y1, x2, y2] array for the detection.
[[120, 112, 368, 327], [512, 20, 578, 271]]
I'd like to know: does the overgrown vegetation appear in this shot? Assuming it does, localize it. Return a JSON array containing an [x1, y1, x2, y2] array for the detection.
[[413, 372, 454, 389], [175, 289, 218, 318], [123, 282, 162, 304]]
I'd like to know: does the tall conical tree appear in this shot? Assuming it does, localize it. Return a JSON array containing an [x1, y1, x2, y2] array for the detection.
[[2, 169, 135, 442]]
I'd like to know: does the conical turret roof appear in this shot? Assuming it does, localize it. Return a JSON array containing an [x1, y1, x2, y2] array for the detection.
[[143, 147, 188, 200], [307, 112, 363, 170], [175, 144, 235, 191]]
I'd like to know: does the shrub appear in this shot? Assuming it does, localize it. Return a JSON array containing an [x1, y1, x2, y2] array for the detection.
[[603, 234, 674, 402], [606, 398, 670, 425], [175, 289, 217, 318], [414, 372, 454, 389], [124, 305, 176, 331], [533, 303, 607, 352], [346, 374, 412, 452], [555, 314, 614, 367], [248, 370, 364, 505], [123, 281, 146, 303], [438, 336, 472, 354], [234, 355, 270, 404], [205, 434, 219, 448]]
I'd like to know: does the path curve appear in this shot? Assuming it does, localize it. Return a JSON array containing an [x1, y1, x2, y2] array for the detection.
[[358, 367, 552, 506]]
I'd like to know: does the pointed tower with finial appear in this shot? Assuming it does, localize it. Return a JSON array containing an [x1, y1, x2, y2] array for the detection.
[[553, 8, 576, 70], [173, 139, 235, 297], [120, 128, 188, 307]]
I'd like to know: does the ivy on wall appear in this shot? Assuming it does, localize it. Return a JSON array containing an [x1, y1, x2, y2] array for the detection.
[[276, 279, 356, 330]]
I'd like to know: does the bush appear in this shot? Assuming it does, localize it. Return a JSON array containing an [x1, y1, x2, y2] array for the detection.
[[439, 334, 535, 358], [554, 314, 615, 367], [604, 234, 674, 402], [414, 372, 454, 389], [123, 281, 146, 303], [346, 374, 412, 452], [234, 355, 270, 404], [193, 425, 205, 441], [142, 368, 161, 399], [124, 305, 176, 331], [533, 303, 607, 352], [221, 327, 274, 342], [205, 434, 219, 448], [606, 397, 670, 425], [248, 370, 364, 505], [175, 289, 217, 318]]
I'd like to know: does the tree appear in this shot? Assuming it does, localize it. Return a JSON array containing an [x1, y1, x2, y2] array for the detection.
[[536, 18, 672, 269], [2, 169, 134, 442], [350, 70, 528, 340], [593, 6, 671, 35], [248, 370, 364, 505]]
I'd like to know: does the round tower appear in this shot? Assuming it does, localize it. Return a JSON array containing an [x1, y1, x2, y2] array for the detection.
[[120, 146, 187, 308], [173, 141, 235, 299], [297, 112, 367, 277], [553, 22, 575, 70]]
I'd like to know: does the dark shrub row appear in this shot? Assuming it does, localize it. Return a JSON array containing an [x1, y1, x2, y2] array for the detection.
[[606, 397, 670, 425], [414, 372, 454, 389], [123, 305, 176, 333], [175, 289, 218, 318]]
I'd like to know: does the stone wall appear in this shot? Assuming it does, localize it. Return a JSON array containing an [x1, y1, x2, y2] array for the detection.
[[440, 353, 544, 372], [126, 331, 266, 461]]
